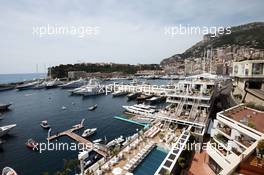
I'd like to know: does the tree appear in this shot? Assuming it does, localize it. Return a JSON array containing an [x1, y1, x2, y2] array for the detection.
[[257, 139, 264, 156]]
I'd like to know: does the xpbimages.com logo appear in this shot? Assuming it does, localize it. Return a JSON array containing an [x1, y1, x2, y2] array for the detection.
[[32, 24, 100, 38], [164, 24, 231, 37], [32, 141, 93, 153]]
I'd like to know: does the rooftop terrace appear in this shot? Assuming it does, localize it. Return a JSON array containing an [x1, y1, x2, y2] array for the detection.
[[222, 105, 264, 133]]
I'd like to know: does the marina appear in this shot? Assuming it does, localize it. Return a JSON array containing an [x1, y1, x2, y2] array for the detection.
[[0, 86, 143, 174], [0, 71, 263, 175], [0, 74, 225, 174]]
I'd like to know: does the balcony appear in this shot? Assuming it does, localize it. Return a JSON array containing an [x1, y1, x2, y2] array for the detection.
[[235, 135, 255, 148], [210, 139, 228, 157], [216, 123, 231, 136], [214, 133, 229, 148]]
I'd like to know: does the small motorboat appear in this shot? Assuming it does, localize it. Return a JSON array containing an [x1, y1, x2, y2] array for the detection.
[[92, 138, 102, 144], [2, 167, 17, 175], [82, 128, 97, 137], [61, 106, 67, 110], [89, 104, 97, 111], [25, 138, 39, 150], [84, 160, 92, 168], [40, 120, 50, 129]]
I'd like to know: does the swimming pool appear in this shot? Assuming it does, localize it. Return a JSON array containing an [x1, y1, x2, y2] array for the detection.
[[133, 146, 168, 175]]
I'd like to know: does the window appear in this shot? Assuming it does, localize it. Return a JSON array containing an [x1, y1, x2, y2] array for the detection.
[[252, 63, 263, 75], [208, 157, 223, 174]]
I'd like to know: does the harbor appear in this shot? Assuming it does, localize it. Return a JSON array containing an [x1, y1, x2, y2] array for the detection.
[[0, 85, 143, 174], [1, 0, 264, 174]]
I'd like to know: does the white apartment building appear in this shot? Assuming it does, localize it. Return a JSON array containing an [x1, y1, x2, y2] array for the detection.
[[207, 104, 264, 175]]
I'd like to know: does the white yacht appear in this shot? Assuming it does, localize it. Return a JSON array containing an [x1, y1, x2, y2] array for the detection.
[[122, 104, 157, 115], [45, 78, 62, 89], [93, 138, 102, 143], [73, 79, 104, 96], [16, 81, 39, 90], [0, 124, 16, 137], [106, 135, 124, 147], [112, 90, 128, 97], [1, 167, 17, 175], [60, 78, 87, 89], [82, 128, 97, 137], [32, 81, 47, 89], [40, 120, 50, 129]]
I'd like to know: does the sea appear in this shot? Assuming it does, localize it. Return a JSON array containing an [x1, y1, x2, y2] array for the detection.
[[0, 73, 46, 84], [0, 74, 169, 174]]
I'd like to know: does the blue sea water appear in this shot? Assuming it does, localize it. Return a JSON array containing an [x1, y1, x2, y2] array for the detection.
[[0, 73, 46, 84], [0, 74, 170, 174], [0, 88, 142, 174], [133, 146, 168, 175]]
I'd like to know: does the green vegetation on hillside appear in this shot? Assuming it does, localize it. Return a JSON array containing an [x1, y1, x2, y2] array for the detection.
[[50, 63, 161, 78]]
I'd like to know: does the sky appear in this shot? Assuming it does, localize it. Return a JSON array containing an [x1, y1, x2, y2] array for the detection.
[[0, 0, 263, 74]]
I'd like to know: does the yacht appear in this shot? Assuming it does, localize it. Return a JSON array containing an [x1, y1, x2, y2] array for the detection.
[[122, 104, 157, 115], [60, 78, 87, 89], [112, 91, 128, 97], [147, 96, 165, 104], [127, 92, 141, 100], [0, 85, 14, 92], [45, 78, 62, 89], [73, 79, 105, 96], [0, 103, 11, 112], [82, 128, 97, 137], [89, 104, 97, 111], [16, 81, 39, 90], [25, 138, 39, 150], [93, 138, 102, 144], [1, 167, 17, 175], [0, 124, 16, 137], [106, 135, 124, 147], [40, 120, 50, 129], [32, 81, 47, 89]]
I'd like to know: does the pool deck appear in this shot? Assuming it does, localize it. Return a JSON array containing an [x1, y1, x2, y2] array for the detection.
[[102, 122, 175, 175], [113, 116, 149, 128]]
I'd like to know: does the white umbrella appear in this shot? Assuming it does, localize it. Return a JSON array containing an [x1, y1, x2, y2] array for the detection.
[[112, 167, 123, 175]]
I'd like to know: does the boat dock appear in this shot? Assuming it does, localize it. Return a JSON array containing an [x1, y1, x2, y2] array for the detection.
[[47, 121, 108, 157], [113, 116, 149, 128]]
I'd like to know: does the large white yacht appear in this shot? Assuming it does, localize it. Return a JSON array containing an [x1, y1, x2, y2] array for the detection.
[[122, 104, 157, 115], [16, 81, 39, 90], [60, 78, 87, 89], [0, 124, 16, 137], [73, 79, 105, 96], [45, 78, 62, 89]]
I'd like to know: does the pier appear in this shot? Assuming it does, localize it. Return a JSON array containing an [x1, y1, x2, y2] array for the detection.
[[47, 120, 108, 157]]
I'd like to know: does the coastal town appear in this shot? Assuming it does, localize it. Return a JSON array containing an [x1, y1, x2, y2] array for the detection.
[[1, 1, 264, 175]]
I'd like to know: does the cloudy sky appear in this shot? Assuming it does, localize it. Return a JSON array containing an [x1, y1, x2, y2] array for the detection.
[[0, 0, 263, 73]]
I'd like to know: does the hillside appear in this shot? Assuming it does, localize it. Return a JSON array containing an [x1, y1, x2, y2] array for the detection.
[[161, 22, 264, 66]]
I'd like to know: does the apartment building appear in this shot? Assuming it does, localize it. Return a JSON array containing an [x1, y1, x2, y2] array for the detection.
[[206, 104, 264, 175]]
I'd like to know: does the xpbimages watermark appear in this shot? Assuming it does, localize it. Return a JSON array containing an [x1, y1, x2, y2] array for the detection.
[[164, 24, 231, 37], [32, 141, 93, 153], [32, 24, 100, 38]]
